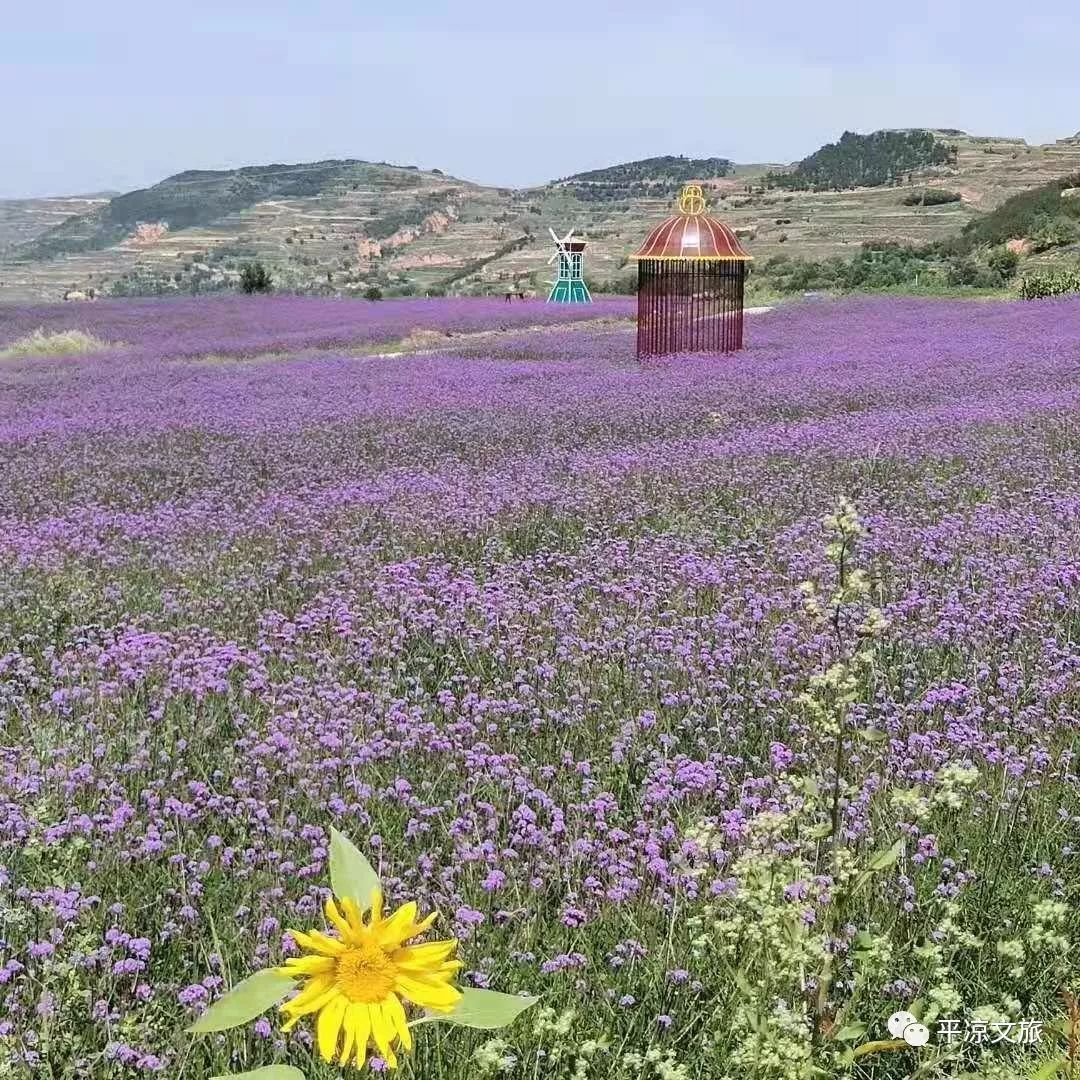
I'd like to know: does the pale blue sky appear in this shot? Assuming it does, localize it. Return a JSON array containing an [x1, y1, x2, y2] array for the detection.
[[3, 1, 1078, 198]]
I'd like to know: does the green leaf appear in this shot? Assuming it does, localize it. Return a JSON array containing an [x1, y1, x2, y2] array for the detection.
[[866, 839, 903, 872], [420, 988, 539, 1030], [1031, 1059, 1067, 1080], [734, 972, 755, 1000], [187, 969, 296, 1034], [909, 998, 926, 1021], [210, 1069, 307, 1080], [858, 728, 888, 743], [329, 827, 381, 912], [835, 1022, 868, 1041], [851, 1038, 909, 1059], [808, 822, 833, 840]]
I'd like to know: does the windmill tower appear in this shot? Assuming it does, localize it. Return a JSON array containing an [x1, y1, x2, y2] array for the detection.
[[546, 228, 592, 304]]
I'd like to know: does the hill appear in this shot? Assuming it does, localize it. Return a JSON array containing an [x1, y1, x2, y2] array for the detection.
[[767, 130, 956, 191], [4, 129, 1080, 300], [14, 160, 467, 262], [552, 156, 733, 202], [959, 170, 1080, 251], [0, 195, 113, 254]]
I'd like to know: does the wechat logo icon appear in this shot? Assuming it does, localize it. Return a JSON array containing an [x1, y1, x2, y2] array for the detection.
[[888, 1011, 930, 1047]]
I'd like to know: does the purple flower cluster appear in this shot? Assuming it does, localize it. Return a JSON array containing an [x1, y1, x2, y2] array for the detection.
[[0, 295, 1077, 1074]]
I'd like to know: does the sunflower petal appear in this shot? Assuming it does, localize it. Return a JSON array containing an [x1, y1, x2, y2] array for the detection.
[[392, 912, 438, 945], [288, 929, 346, 957], [384, 992, 413, 1052], [351, 1002, 372, 1068], [431, 960, 464, 977], [424, 999, 459, 1015], [317, 994, 347, 1062], [309, 929, 348, 955], [341, 896, 366, 936], [395, 973, 462, 1010], [282, 983, 341, 1020], [393, 939, 458, 969], [370, 1002, 398, 1069], [280, 975, 334, 1015], [374, 901, 418, 946], [324, 897, 354, 940], [368, 888, 384, 926], [280, 955, 336, 977], [339, 1001, 358, 1065]]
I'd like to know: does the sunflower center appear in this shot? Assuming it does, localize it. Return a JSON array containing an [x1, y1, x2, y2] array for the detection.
[[335, 940, 398, 1003]]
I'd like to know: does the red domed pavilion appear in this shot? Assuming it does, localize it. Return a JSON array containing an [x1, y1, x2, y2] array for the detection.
[[629, 183, 752, 357]]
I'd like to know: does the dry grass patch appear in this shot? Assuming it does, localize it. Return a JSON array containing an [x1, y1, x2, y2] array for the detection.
[[183, 350, 296, 366], [0, 327, 111, 359], [398, 328, 452, 351]]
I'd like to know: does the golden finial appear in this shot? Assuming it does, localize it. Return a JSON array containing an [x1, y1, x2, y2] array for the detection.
[[678, 183, 706, 215]]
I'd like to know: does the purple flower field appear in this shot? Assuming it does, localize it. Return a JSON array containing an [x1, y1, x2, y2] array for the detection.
[[1, 295, 1078, 1078], [0, 295, 635, 360]]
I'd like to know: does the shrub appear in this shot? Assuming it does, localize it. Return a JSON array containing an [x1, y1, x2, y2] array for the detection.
[[1029, 219, 1080, 253], [0, 328, 111, 359], [758, 241, 1013, 295], [988, 247, 1020, 281], [961, 172, 1080, 249], [239, 262, 273, 294], [363, 286, 384, 301], [902, 188, 962, 207], [945, 257, 980, 287], [586, 272, 637, 295], [1017, 266, 1080, 299]]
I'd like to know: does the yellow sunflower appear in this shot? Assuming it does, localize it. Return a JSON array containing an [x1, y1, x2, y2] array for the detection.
[[277, 888, 461, 1069]]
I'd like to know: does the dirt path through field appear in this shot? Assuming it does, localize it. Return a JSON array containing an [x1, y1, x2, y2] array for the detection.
[[367, 307, 774, 359]]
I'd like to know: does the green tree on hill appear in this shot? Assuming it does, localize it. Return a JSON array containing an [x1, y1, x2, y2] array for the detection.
[[558, 155, 733, 185], [239, 262, 273, 294], [768, 131, 955, 192], [554, 155, 734, 202]]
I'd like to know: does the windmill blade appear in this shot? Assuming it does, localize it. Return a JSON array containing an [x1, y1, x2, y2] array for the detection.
[[548, 226, 578, 264], [547, 227, 566, 264]]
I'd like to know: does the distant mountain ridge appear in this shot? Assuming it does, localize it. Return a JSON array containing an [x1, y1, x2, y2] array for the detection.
[[3, 127, 1080, 300], [15, 159, 464, 262], [552, 156, 734, 201]]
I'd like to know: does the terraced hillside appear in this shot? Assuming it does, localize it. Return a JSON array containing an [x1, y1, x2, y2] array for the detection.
[[0, 195, 113, 255], [3, 131, 1080, 300]]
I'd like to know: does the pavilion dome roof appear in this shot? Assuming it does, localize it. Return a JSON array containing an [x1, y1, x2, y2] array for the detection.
[[629, 184, 752, 261]]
